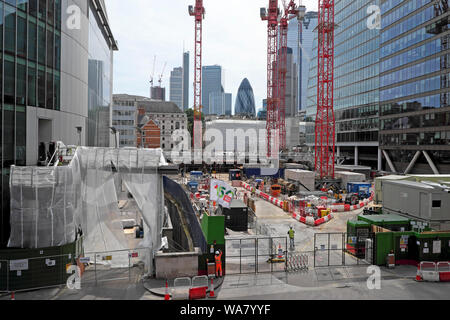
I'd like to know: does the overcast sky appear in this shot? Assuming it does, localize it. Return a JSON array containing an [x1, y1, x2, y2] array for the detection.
[[107, 0, 317, 113]]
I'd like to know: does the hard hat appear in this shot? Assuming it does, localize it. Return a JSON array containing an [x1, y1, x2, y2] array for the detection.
[[215, 251, 219, 255]]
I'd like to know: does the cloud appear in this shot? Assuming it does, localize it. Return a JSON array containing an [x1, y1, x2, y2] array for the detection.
[[107, 0, 318, 112]]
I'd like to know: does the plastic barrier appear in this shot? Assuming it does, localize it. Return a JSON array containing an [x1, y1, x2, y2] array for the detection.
[[417, 261, 450, 282]]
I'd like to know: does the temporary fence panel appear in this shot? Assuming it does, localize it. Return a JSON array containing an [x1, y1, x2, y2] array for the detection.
[[0, 254, 73, 292], [225, 236, 287, 274], [315, 233, 371, 267], [0, 260, 7, 292], [257, 237, 272, 273], [80, 248, 150, 286]]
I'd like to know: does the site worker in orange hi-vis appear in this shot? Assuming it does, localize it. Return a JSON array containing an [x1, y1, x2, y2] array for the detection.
[[215, 250, 223, 278]]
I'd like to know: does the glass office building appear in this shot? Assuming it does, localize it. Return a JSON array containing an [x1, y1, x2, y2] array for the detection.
[[169, 66, 183, 109], [305, 0, 381, 169], [0, 0, 117, 247], [234, 78, 256, 117], [379, 0, 450, 173], [182, 51, 189, 110], [202, 65, 223, 115], [288, 11, 318, 111]]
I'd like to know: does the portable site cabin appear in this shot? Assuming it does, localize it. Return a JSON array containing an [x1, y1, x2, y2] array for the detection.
[[375, 174, 450, 204], [347, 214, 450, 265], [382, 180, 450, 231], [374, 175, 409, 204]]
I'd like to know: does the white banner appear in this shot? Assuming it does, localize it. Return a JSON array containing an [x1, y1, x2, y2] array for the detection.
[[210, 179, 235, 208], [10, 259, 29, 271]]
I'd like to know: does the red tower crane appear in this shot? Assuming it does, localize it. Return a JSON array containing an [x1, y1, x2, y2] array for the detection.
[[315, 0, 336, 179], [261, 1, 280, 159], [278, 1, 304, 151], [189, 1, 205, 155]]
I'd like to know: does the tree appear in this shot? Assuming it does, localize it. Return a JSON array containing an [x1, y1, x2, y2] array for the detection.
[[185, 108, 205, 143]]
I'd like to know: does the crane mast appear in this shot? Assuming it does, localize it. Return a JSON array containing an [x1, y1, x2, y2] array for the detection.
[[261, 0, 280, 159], [189, 1, 205, 157], [315, 0, 336, 179]]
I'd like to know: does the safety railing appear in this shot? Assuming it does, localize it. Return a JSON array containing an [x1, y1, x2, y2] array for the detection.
[[171, 275, 210, 300]]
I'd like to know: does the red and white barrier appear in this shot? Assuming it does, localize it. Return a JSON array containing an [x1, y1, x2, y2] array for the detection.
[[241, 182, 284, 209], [417, 261, 450, 282]]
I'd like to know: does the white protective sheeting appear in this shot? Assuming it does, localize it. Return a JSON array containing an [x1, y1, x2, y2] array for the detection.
[[8, 147, 167, 269]]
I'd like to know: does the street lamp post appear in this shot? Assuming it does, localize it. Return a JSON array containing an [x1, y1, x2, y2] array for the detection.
[[75, 127, 82, 146], [109, 127, 119, 148]]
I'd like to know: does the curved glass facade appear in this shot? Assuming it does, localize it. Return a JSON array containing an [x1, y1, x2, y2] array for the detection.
[[87, 4, 112, 147], [234, 78, 256, 116]]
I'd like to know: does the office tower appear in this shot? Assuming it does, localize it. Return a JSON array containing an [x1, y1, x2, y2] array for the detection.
[[183, 51, 190, 110], [170, 67, 183, 109]]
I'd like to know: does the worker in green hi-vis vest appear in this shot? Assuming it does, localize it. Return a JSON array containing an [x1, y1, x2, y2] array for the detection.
[[288, 226, 295, 250]]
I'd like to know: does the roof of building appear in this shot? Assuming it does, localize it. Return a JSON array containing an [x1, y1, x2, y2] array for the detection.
[[138, 100, 184, 114], [358, 214, 410, 224], [113, 94, 151, 102], [384, 180, 436, 190]]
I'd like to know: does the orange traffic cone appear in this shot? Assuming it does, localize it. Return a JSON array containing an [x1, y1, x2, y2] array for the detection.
[[164, 280, 170, 300], [415, 266, 423, 282], [209, 278, 215, 298], [11, 292, 15, 300], [277, 244, 283, 259]]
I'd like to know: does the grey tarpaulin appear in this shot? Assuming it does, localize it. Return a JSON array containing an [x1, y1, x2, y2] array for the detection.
[[8, 147, 167, 270]]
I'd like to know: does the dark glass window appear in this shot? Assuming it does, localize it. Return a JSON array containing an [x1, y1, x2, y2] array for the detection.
[[54, 72, 60, 110], [17, 61, 27, 106], [17, 0, 28, 12], [38, 24, 45, 64], [16, 108, 26, 166], [0, 2, 3, 51], [47, 0, 54, 25], [5, 4, 16, 54], [46, 71, 53, 109], [17, 15, 27, 58], [432, 200, 441, 208], [4, 57, 15, 105], [29, 0, 37, 16], [46, 29, 53, 67], [38, 69, 46, 107], [5, 0, 16, 7], [38, 0, 46, 20], [54, 0, 60, 28], [28, 20, 37, 61], [28, 64, 37, 106], [54, 31, 60, 69], [4, 109, 15, 167]]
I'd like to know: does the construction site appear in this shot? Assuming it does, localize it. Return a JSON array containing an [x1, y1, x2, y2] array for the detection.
[[0, 0, 449, 302]]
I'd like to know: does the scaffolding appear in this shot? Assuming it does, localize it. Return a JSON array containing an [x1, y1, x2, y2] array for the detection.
[[8, 147, 168, 272]]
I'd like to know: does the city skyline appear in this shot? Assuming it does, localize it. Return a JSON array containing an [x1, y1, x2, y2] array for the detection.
[[107, 0, 318, 113]]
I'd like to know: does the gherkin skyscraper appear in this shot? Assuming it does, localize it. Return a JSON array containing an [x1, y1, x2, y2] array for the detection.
[[234, 78, 256, 117]]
